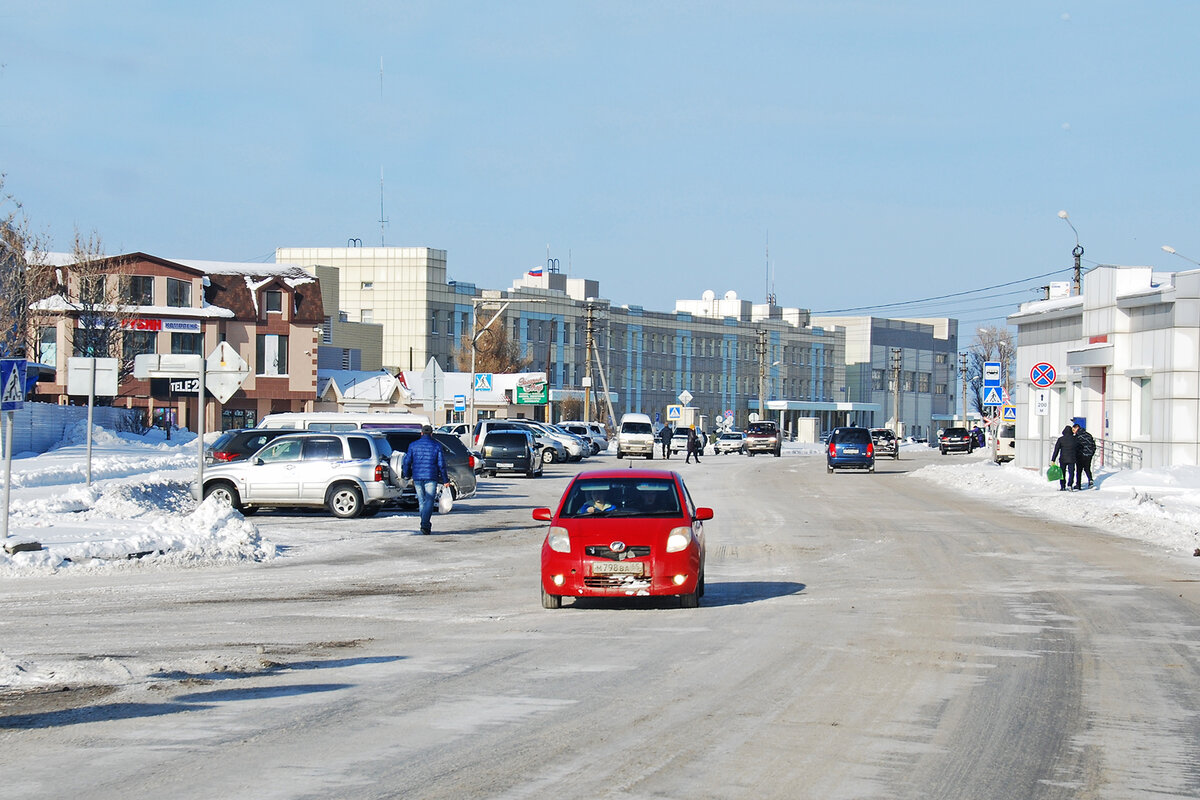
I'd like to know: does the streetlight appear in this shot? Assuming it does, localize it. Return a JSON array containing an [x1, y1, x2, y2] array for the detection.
[[467, 296, 545, 437], [1058, 210, 1084, 294], [1162, 245, 1200, 267]]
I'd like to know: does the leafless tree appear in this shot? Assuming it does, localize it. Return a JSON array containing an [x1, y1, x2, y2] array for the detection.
[[0, 175, 56, 360], [453, 315, 533, 375], [966, 325, 1015, 415], [59, 231, 135, 376]]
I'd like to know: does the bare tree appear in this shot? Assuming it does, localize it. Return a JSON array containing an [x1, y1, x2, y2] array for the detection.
[[453, 315, 533, 375], [0, 175, 56, 360], [966, 325, 1016, 415]]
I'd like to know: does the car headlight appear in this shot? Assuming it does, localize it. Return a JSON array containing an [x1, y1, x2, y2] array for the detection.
[[547, 526, 571, 553], [666, 526, 693, 553]]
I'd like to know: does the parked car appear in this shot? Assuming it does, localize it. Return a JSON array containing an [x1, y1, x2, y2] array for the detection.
[[670, 430, 692, 455], [615, 413, 656, 459], [477, 429, 544, 478], [869, 428, 900, 460], [744, 420, 782, 457], [826, 426, 875, 473], [558, 421, 608, 455], [205, 428, 299, 465], [714, 431, 747, 455], [380, 430, 478, 505], [435, 422, 473, 449], [533, 468, 712, 609], [193, 432, 403, 518], [473, 419, 568, 464], [939, 427, 975, 455], [994, 423, 1016, 463]]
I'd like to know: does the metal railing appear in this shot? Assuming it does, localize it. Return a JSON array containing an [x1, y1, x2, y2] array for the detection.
[[1099, 439, 1142, 471]]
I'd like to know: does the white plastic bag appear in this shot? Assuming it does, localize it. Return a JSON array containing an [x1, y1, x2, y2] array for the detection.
[[438, 487, 453, 514]]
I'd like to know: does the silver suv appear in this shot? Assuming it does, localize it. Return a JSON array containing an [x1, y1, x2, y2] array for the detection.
[[192, 432, 403, 518]]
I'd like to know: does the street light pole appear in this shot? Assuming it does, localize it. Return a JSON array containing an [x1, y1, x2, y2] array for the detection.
[[1162, 245, 1200, 267], [1058, 210, 1084, 294], [467, 297, 546, 440]]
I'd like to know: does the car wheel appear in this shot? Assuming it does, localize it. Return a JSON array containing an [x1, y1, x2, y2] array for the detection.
[[941, 447, 947, 455], [698, 569, 706, 597], [526, 464, 537, 478], [827, 464, 834, 474], [203, 481, 242, 512], [327, 483, 364, 518], [647, 451, 654, 459], [541, 586, 562, 609], [542, 448, 557, 464], [616, 450, 624, 459], [679, 587, 700, 608]]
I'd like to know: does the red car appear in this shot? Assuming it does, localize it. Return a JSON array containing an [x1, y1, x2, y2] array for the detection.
[[533, 468, 712, 609]]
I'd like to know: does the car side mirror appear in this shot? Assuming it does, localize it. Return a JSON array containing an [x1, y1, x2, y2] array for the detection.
[[694, 507, 714, 521], [532, 507, 553, 521], [254, 457, 265, 466]]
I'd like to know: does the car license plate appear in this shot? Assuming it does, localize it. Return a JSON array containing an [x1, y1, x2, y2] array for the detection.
[[592, 561, 644, 576], [497, 462, 514, 469], [844, 447, 859, 454]]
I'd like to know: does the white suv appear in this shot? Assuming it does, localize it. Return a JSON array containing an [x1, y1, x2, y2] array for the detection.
[[192, 432, 403, 518]]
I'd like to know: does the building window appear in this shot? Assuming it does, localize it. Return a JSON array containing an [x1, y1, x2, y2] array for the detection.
[[171, 332, 203, 355], [37, 327, 57, 365], [264, 290, 283, 313], [361, 281, 373, 290], [322, 317, 332, 344], [256, 334, 288, 376], [935, 383, 947, 395], [872, 369, 885, 391], [431, 311, 439, 335], [166, 278, 191, 308], [123, 330, 156, 361], [121, 275, 154, 305], [79, 275, 106, 304], [361, 309, 373, 324], [918, 372, 931, 393]]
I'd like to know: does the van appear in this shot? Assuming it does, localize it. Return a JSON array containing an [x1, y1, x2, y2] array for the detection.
[[257, 411, 429, 432], [616, 413, 656, 459], [995, 423, 1016, 463]]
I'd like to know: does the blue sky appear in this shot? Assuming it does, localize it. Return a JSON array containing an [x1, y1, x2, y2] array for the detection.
[[3, 2, 1198, 335]]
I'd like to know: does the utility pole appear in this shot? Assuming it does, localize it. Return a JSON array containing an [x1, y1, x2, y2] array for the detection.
[[756, 329, 767, 420], [890, 347, 902, 437], [958, 351, 968, 426], [583, 304, 595, 423]]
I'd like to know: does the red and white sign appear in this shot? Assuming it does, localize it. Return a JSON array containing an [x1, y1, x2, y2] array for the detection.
[[1030, 362, 1056, 388]]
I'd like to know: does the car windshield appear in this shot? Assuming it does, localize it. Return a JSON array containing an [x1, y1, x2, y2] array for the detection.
[[561, 478, 682, 518], [746, 423, 776, 435], [623, 422, 653, 435]]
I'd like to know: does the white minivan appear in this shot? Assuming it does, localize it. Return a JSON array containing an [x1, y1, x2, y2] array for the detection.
[[258, 411, 429, 432], [616, 413, 656, 459]]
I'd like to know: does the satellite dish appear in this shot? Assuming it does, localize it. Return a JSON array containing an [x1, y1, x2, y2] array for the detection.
[[701, 289, 715, 301], [724, 290, 738, 301]]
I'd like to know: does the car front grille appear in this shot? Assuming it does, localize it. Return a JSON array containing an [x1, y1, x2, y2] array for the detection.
[[584, 574, 653, 589], [585, 545, 652, 560]]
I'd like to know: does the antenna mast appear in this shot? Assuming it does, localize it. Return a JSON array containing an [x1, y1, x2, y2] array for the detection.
[[378, 58, 389, 246]]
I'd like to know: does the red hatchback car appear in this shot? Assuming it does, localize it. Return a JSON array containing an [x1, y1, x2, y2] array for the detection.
[[533, 469, 712, 609]]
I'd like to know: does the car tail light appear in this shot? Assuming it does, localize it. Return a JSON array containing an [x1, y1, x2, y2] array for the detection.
[[468, 454, 476, 469], [828, 442, 836, 457], [212, 451, 237, 462], [867, 442, 874, 457], [373, 463, 385, 482]]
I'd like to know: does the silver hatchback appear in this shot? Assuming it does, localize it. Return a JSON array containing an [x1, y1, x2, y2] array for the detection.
[[191, 432, 404, 518]]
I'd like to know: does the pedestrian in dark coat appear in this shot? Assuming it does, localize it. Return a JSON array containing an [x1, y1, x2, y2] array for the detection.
[[660, 424, 673, 459], [1050, 425, 1078, 492], [1073, 423, 1096, 489], [685, 427, 702, 464], [401, 425, 449, 534]]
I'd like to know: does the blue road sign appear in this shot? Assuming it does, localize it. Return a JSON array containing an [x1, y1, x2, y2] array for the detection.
[[1002, 405, 1017, 421], [454, 394, 466, 411], [473, 373, 493, 391], [1030, 362, 1056, 388], [983, 361, 1001, 386], [1, 359, 27, 411], [982, 386, 1004, 406]]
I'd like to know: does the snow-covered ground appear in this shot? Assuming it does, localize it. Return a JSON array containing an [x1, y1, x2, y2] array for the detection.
[[1, 427, 1197, 578]]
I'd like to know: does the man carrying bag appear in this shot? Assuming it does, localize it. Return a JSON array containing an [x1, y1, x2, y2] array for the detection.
[[401, 425, 450, 535], [1073, 422, 1096, 490]]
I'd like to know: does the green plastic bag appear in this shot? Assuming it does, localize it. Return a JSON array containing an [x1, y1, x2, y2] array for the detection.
[[1047, 463, 1063, 482]]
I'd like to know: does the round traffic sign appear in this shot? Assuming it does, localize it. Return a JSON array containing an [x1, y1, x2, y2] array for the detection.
[[1030, 362, 1056, 388]]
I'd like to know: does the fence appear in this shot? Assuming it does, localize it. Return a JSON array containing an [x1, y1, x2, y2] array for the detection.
[[2, 402, 145, 457], [1099, 439, 1143, 471]]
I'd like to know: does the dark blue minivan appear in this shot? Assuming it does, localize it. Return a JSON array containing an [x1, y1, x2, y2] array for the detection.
[[826, 427, 876, 473]]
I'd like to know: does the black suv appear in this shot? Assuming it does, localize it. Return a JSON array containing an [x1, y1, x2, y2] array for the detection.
[[478, 430, 543, 478], [744, 421, 782, 457], [381, 431, 478, 506]]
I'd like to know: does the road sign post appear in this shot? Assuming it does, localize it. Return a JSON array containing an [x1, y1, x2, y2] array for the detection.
[[68, 357, 119, 486], [1, 359, 27, 549]]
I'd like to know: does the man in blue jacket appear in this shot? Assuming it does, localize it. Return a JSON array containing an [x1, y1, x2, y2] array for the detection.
[[401, 425, 450, 534]]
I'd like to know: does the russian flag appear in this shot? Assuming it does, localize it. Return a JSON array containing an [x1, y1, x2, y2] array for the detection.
[[527, 267, 544, 277]]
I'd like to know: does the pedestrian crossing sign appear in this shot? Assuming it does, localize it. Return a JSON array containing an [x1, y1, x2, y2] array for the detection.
[[666, 404, 682, 421], [982, 386, 1004, 406], [1002, 404, 1017, 421], [0, 359, 26, 411], [473, 373, 493, 392]]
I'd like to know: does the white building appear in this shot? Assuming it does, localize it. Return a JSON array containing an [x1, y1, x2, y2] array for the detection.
[[1008, 264, 1200, 469]]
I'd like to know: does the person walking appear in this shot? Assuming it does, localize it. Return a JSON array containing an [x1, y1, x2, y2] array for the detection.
[[685, 426, 702, 464], [401, 425, 450, 534], [1050, 424, 1078, 492], [1073, 422, 1096, 489], [660, 424, 673, 459]]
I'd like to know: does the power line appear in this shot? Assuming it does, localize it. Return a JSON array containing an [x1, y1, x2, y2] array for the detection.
[[811, 267, 1072, 315]]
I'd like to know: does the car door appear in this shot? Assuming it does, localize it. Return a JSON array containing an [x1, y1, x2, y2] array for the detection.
[[296, 436, 346, 501], [246, 437, 305, 502]]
